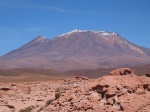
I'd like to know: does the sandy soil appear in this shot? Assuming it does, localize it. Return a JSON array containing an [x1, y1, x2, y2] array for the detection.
[[0, 79, 65, 112]]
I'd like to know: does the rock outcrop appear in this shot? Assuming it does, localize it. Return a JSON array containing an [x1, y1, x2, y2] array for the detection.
[[109, 68, 133, 76], [44, 69, 150, 112], [145, 73, 150, 77], [0, 68, 149, 112], [75, 76, 89, 81]]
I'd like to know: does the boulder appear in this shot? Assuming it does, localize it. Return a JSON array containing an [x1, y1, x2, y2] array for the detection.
[[145, 73, 150, 77], [109, 68, 134, 76], [75, 76, 89, 81]]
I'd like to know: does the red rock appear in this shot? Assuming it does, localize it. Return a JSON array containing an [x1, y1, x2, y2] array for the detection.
[[75, 76, 89, 81], [44, 69, 150, 112], [109, 68, 134, 76], [0, 68, 150, 112]]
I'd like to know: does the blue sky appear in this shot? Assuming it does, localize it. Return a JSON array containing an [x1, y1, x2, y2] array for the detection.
[[0, 0, 150, 55]]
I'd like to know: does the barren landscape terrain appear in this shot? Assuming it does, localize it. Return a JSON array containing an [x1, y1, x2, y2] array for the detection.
[[0, 31, 150, 112], [1, 30, 150, 71], [1, 0, 150, 111], [0, 68, 149, 112]]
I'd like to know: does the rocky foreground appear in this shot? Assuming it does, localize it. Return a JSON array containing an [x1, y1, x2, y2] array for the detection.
[[0, 68, 150, 112]]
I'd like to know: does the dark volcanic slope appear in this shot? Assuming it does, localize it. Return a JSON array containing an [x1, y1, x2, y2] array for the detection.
[[0, 30, 150, 70]]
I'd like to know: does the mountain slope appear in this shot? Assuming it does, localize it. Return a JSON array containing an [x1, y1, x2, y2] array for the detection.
[[135, 45, 150, 56], [0, 30, 150, 70], [1, 36, 49, 60]]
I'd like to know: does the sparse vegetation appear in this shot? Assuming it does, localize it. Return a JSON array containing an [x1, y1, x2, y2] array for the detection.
[[55, 88, 61, 100], [45, 99, 54, 107], [19, 106, 33, 112], [55, 92, 61, 100], [55, 87, 60, 93], [37, 106, 44, 112]]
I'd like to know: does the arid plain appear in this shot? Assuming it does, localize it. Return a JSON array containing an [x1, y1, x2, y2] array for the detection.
[[0, 66, 150, 112]]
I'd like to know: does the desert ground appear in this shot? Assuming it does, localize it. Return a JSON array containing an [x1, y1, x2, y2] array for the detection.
[[0, 67, 150, 112]]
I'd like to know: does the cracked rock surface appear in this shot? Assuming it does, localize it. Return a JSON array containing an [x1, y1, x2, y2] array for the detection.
[[44, 68, 150, 112], [0, 68, 150, 112]]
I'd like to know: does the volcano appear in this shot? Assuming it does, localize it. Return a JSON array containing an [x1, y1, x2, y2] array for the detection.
[[0, 30, 150, 71]]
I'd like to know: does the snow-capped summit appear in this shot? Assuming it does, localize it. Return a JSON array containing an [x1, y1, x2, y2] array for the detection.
[[59, 29, 86, 36], [0, 30, 150, 70], [100, 32, 117, 36], [59, 29, 117, 37]]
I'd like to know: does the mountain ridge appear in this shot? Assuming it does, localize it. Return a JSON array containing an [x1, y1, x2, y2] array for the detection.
[[0, 30, 150, 71]]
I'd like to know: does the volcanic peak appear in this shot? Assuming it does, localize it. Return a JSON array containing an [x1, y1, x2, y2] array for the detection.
[[59, 29, 117, 37]]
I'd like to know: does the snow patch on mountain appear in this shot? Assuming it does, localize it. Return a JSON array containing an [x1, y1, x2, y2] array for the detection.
[[57, 30, 147, 54], [59, 29, 87, 36], [59, 29, 117, 37], [42, 37, 46, 39], [35, 36, 48, 43], [100, 32, 117, 36]]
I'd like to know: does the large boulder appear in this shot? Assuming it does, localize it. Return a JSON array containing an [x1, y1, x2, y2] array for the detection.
[[75, 76, 89, 81], [109, 68, 134, 76], [144, 73, 150, 77]]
